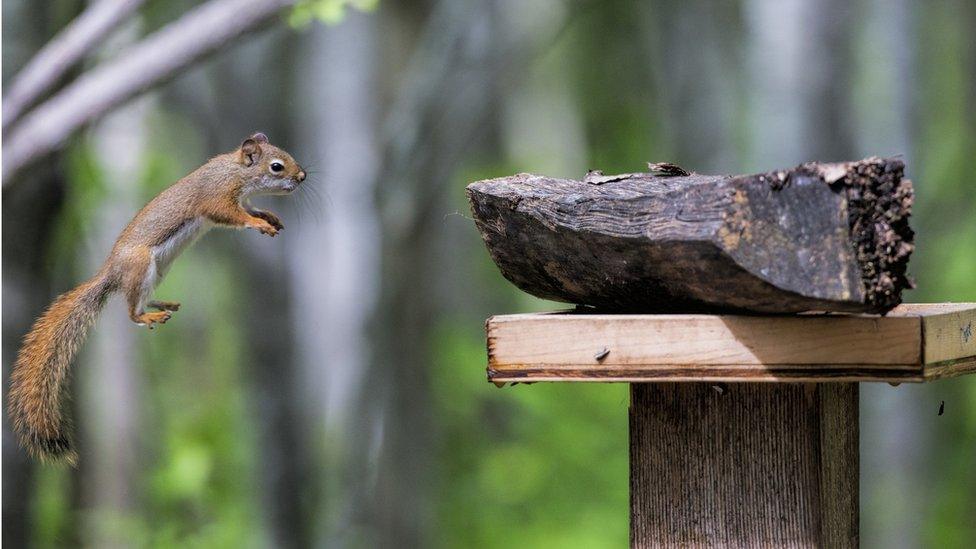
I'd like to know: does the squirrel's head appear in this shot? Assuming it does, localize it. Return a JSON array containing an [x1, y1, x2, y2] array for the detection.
[[237, 132, 306, 196]]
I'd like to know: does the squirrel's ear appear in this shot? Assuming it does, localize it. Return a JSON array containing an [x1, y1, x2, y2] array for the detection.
[[249, 132, 269, 144], [240, 138, 263, 167]]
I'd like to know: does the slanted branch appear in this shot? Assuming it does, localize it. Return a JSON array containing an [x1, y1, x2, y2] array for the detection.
[[467, 157, 914, 314], [1, 0, 296, 184]]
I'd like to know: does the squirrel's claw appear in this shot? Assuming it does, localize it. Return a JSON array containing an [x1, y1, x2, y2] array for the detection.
[[264, 212, 284, 231], [246, 219, 279, 237], [248, 208, 284, 231]]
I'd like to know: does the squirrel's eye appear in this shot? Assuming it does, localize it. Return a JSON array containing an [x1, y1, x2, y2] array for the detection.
[[270, 162, 284, 173]]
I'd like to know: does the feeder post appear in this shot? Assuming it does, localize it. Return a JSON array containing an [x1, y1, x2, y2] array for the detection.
[[629, 382, 858, 547]]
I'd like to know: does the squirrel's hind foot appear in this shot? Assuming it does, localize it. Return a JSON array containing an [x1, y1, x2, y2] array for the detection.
[[134, 310, 172, 329], [148, 300, 181, 311]]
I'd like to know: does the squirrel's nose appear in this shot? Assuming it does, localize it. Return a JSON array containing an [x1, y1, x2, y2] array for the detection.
[[298, 171, 306, 182]]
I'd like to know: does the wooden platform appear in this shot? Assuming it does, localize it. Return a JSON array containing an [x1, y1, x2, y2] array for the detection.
[[487, 303, 976, 384]]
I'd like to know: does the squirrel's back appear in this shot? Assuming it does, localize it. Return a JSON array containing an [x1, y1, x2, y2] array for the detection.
[[112, 154, 242, 250]]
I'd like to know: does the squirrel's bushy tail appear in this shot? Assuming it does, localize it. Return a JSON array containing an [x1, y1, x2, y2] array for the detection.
[[8, 273, 114, 465]]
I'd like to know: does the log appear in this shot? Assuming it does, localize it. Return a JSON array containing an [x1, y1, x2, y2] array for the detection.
[[467, 157, 914, 314]]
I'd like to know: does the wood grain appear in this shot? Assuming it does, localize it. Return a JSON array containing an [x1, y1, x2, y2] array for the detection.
[[920, 302, 976, 363], [486, 303, 976, 383], [629, 383, 858, 548]]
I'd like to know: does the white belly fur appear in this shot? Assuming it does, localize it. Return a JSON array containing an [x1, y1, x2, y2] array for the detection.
[[151, 217, 211, 285]]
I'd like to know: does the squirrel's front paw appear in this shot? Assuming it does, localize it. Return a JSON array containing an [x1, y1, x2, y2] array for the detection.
[[249, 209, 284, 230], [258, 222, 279, 237], [247, 218, 279, 237], [260, 210, 284, 230]]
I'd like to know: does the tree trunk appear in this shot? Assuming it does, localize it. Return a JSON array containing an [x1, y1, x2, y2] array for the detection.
[[354, 1, 512, 544], [289, 11, 382, 545], [1, 163, 67, 549], [638, 0, 742, 172]]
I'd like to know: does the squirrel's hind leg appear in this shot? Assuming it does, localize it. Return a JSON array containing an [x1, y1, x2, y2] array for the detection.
[[122, 248, 172, 329], [148, 300, 181, 311]]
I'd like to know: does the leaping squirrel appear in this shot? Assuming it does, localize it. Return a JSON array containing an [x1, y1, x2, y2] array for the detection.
[[8, 132, 306, 464]]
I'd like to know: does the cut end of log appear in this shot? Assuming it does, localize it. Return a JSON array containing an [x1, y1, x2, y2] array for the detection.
[[798, 157, 915, 312], [845, 158, 914, 312]]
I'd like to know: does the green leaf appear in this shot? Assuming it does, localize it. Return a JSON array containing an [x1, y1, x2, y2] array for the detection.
[[289, 0, 379, 29]]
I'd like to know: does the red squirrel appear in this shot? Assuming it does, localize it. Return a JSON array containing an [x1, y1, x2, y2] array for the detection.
[[8, 132, 306, 464]]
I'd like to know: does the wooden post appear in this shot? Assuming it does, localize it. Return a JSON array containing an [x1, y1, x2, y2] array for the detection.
[[629, 383, 858, 547], [482, 303, 975, 548]]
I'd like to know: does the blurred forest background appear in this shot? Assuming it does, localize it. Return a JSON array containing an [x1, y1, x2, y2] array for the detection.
[[2, 0, 974, 547]]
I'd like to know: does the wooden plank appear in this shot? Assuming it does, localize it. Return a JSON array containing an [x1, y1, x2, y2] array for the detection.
[[486, 303, 976, 383], [919, 303, 976, 364], [630, 383, 858, 547], [489, 313, 922, 365]]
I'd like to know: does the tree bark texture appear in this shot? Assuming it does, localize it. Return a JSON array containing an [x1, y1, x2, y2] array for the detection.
[[630, 383, 858, 548], [468, 157, 913, 314]]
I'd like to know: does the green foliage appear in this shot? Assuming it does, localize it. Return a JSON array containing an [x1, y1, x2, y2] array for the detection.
[[912, 2, 976, 305], [139, 257, 264, 548], [289, 0, 379, 28], [568, 6, 665, 171], [31, 467, 72, 549], [46, 141, 107, 281], [430, 321, 629, 549], [912, 5, 976, 547]]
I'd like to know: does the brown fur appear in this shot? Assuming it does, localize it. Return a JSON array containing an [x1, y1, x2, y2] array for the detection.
[[7, 133, 305, 463]]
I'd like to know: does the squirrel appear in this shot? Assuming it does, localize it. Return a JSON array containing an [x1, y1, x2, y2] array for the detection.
[[7, 132, 306, 464]]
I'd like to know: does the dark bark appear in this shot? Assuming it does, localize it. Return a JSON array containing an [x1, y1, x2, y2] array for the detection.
[[468, 157, 914, 314], [246, 252, 314, 549]]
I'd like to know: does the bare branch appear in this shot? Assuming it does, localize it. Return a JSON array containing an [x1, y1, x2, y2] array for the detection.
[[1, 0, 148, 132], [2, 0, 296, 185]]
